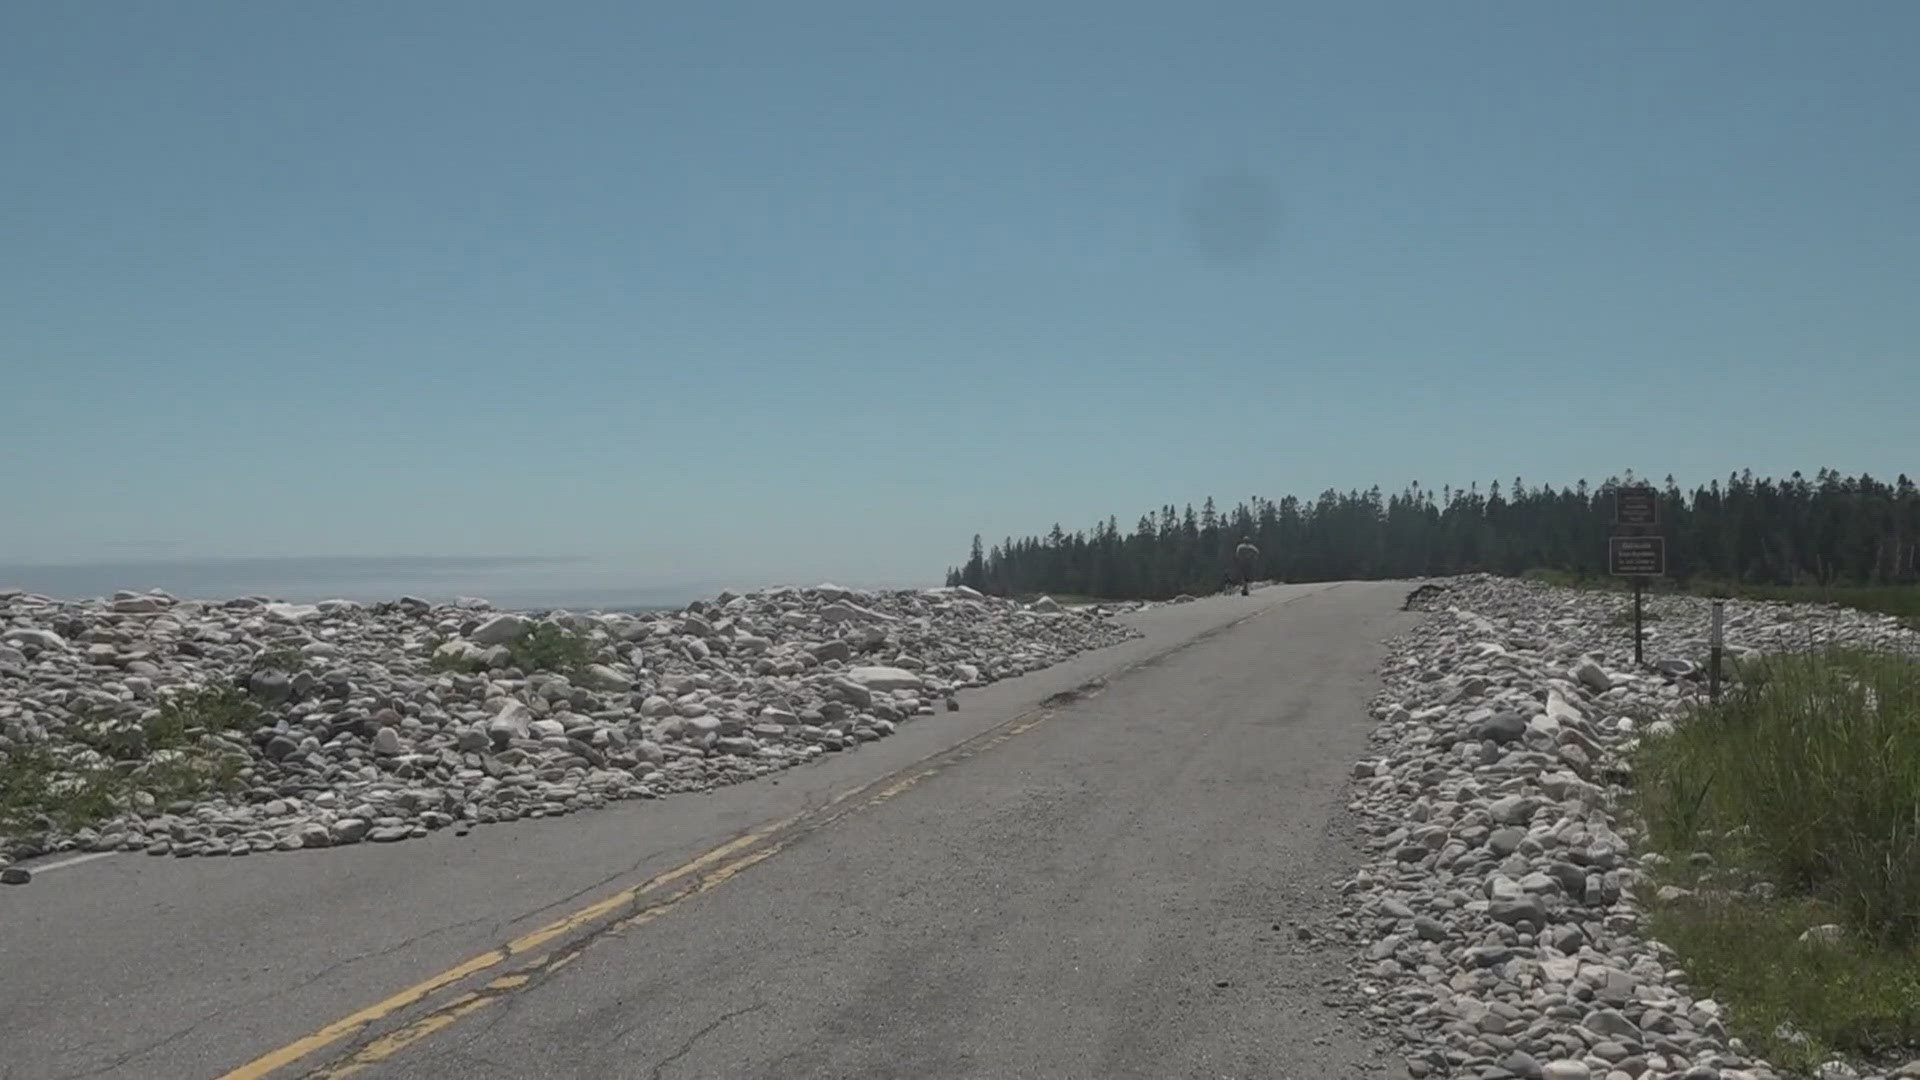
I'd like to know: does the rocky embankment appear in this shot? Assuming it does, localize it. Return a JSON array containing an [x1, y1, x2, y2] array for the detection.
[[0, 584, 1137, 864], [1341, 575, 1919, 1080]]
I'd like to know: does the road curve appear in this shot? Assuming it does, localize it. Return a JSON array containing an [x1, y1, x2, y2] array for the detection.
[[0, 581, 1418, 1080]]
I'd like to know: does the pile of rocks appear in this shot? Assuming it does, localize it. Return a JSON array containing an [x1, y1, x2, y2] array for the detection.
[[1341, 574, 1920, 1080], [0, 584, 1137, 862]]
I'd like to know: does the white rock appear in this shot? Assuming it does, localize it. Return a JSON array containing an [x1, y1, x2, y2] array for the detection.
[[1545, 688, 1584, 726], [579, 664, 631, 692], [1571, 658, 1613, 692], [819, 601, 896, 624], [471, 614, 531, 645], [110, 596, 166, 614], [3, 628, 68, 650], [435, 639, 485, 664], [264, 602, 323, 624], [488, 701, 533, 745], [845, 666, 924, 692], [331, 818, 370, 843]]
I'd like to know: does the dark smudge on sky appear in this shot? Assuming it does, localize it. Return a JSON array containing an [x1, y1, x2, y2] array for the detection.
[[1183, 171, 1283, 268]]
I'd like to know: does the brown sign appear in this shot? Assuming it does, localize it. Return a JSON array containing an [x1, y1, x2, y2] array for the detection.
[[1615, 486, 1658, 526], [1609, 536, 1665, 577]]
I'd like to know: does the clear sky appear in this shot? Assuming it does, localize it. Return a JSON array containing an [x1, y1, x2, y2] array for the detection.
[[3, 2, 1916, 602]]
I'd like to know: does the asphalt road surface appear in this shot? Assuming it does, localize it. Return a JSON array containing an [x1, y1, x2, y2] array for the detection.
[[0, 581, 1419, 1080]]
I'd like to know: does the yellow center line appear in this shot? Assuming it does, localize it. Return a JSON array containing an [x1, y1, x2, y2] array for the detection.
[[218, 808, 810, 1080], [313, 993, 497, 1080], [502, 809, 803, 957], [219, 951, 508, 1080]]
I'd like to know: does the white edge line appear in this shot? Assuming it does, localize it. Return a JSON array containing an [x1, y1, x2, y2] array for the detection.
[[25, 851, 118, 874]]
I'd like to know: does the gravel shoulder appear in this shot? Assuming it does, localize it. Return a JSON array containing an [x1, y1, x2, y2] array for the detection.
[[1339, 575, 1920, 1080]]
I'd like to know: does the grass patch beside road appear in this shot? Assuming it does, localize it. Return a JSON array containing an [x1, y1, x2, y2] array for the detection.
[[1632, 650, 1920, 1068], [1, 685, 259, 847], [1647, 894, 1920, 1074]]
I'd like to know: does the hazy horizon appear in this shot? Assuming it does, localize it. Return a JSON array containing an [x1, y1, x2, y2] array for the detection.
[[0, 554, 922, 609]]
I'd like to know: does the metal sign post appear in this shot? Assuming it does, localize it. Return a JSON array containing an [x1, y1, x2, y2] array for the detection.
[[1633, 581, 1644, 665], [1709, 600, 1724, 703]]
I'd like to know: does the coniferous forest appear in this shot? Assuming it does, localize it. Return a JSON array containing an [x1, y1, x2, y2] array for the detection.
[[946, 471, 1920, 601]]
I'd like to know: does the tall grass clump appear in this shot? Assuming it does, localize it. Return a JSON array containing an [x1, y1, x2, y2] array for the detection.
[[1635, 649, 1920, 1064], [1638, 649, 1920, 946]]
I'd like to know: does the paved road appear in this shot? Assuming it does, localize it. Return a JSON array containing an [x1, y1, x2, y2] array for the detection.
[[0, 581, 1418, 1080]]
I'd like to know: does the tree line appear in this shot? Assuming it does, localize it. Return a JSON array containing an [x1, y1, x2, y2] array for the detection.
[[946, 470, 1920, 601]]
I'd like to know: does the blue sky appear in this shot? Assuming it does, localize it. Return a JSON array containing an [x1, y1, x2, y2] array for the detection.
[[3, 2, 1916, 601]]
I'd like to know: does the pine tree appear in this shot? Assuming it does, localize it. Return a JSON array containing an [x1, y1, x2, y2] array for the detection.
[[953, 468, 1920, 599], [962, 535, 987, 591]]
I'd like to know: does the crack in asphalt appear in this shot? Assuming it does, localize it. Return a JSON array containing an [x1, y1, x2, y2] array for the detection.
[[643, 1001, 768, 1080]]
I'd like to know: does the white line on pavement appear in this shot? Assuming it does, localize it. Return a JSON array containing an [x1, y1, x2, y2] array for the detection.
[[25, 851, 117, 874]]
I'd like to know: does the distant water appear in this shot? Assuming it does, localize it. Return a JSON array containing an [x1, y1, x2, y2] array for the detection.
[[0, 556, 715, 612]]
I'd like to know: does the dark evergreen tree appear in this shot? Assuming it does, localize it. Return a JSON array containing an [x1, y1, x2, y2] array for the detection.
[[949, 468, 1919, 599]]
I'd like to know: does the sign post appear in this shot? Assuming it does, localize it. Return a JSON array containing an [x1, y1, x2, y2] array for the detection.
[[1709, 600, 1724, 703], [1609, 485, 1664, 667], [1635, 580, 1644, 665]]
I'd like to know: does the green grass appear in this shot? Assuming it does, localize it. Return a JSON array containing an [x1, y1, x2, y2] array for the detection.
[[507, 624, 595, 675], [1633, 649, 1920, 1066], [1648, 894, 1920, 1072], [421, 625, 598, 675], [66, 685, 263, 761], [2, 686, 261, 845], [0, 746, 116, 837], [1, 747, 248, 842], [151, 685, 265, 745]]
